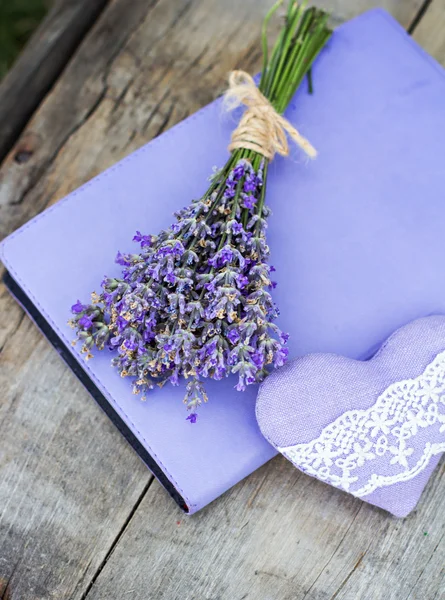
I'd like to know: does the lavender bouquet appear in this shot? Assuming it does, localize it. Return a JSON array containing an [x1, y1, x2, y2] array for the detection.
[[69, 1, 331, 421]]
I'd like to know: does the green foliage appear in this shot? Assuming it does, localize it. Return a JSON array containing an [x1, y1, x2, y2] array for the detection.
[[0, 0, 50, 79]]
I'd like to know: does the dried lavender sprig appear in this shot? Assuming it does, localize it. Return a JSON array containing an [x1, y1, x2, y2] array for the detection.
[[69, 2, 331, 420]]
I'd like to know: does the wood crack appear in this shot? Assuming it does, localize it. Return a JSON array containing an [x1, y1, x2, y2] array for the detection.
[[142, 88, 172, 134], [246, 470, 270, 509], [168, 0, 195, 32], [181, 45, 210, 79], [153, 100, 176, 139], [404, 529, 445, 599], [408, 0, 435, 34], [110, 78, 135, 113], [79, 477, 154, 599], [301, 503, 363, 599], [329, 545, 370, 600], [0, 312, 26, 355], [0, 558, 19, 600]]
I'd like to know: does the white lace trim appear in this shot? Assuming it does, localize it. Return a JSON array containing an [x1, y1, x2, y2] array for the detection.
[[279, 351, 445, 497]]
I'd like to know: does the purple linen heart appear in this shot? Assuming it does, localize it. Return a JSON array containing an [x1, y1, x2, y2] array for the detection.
[[256, 316, 445, 517]]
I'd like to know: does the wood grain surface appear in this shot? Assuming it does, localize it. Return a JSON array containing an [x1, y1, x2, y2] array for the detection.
[[0, 1, 443, 599], [413, 0, 445, 63], [0, 0, 110, 163]]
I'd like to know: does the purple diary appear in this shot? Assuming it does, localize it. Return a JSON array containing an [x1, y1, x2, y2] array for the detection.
[[2, 9, 445, 513]]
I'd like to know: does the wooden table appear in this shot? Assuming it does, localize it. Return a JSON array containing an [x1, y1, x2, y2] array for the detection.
[[1, 1, 444, 598]]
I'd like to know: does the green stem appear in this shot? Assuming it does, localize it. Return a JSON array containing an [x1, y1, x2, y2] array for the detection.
[[178, 3, 331, 265], [255, 161, 269, 227], [259, 0, 283, 92]]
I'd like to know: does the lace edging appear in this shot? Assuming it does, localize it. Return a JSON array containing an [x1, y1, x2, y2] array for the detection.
[[279, 351, 445, 497]]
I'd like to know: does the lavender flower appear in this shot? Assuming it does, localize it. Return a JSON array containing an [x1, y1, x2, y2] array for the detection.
[[71, 300, 85, 314], [70, 158, 289, 418], [69, 2, 332, 420], [78, 314, 93, 329]]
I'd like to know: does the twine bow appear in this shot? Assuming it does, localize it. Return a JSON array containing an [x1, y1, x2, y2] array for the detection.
[[225, 70, 317, 161]]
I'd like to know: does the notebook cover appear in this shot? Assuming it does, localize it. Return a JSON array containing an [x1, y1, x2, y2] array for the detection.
[[2, 9, 445, 514]]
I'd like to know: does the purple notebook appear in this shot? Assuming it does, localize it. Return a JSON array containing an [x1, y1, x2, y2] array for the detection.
[[2, 9, 445, 513]]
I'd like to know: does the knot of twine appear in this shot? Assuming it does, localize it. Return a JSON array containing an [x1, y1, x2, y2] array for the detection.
[[225, 70, 316, 161]]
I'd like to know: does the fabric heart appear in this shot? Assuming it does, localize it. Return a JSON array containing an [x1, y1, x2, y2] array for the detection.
[[256, 316, 445, 517]]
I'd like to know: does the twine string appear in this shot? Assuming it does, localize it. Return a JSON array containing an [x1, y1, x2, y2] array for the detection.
[[225, 70, 317, 161]]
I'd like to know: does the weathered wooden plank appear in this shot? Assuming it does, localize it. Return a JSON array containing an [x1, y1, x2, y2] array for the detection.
[[0, 1, 435, 599], [84, 458, 445, 600], [0, 324, 152, 600], [0, 0, 158, 242], [0, 2, 168, 598], [412, 0, 445, 65], [0, 0, 110, 164], [325, 0, 423, 27]]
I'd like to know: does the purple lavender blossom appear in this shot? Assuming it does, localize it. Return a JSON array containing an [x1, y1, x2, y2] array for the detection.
[[124, 339, 138, 351], [71, 300, 85, 314], [70, 158, 289, 417], [251, 351, 265, 369], [227, 328, 240, 344], [170, 370, 180, 385], [78, 314, 93, 329], [243, 195, 257, 210], [116, 251, 132, 266], [164, 272, 176, 284], [236, 274, 249, 290], [224, 183, 236, 199], [219, 246, 233, 264], [230, 221, 243, 234], [133, 231, 153, 247], [274, 347, 289, 367], [244, 177, 257, 193], [280, 332, 290, 344], [116, 316, 128, 332], [172, 241, 184, 257], [232, 164, 245, 179]]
